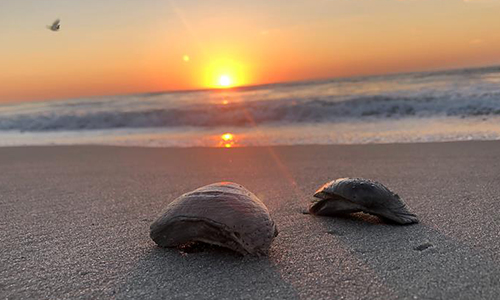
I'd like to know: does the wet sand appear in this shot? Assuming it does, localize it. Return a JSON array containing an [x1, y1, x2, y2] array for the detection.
[[1, 141, 500, 299]]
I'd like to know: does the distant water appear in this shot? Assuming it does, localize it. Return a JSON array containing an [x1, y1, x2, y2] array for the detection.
[[2, 66, 500, 147]]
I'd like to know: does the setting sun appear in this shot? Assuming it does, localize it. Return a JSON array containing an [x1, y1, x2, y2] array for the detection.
[[204, 59, 248, 89], [218, 75, 232, 87]]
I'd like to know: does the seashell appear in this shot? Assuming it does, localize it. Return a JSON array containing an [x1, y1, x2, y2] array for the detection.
[[309, 178, 418, 225], [150, 182, 278, 256]]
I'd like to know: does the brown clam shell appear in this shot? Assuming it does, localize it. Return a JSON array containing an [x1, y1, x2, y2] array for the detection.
[[310, 178, 418, 225], [150, 182, 278, 255]]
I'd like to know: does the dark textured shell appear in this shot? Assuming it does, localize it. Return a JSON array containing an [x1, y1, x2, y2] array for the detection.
[[150, 182, 278, 256], [310, 178, 418, 224]]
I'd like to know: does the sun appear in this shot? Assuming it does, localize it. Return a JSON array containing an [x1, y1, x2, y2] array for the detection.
[[204, 59, 248, 89], [218, 75, 232, 87]]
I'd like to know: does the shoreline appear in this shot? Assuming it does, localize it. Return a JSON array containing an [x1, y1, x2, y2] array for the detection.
[[2, 115, 500, 148], [0, 137, 499, 148]]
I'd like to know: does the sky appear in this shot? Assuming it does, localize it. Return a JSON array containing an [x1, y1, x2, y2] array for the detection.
[[1, 0, 500, 103]]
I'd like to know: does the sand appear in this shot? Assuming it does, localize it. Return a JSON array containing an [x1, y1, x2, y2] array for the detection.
[[1, 141, 500, 299]]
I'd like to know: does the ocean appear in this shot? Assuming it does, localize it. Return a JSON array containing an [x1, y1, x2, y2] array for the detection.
[[2, 66, 500, 147]]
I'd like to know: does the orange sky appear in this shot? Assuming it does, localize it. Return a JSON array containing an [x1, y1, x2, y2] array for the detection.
[[1, 0, 500, 103]]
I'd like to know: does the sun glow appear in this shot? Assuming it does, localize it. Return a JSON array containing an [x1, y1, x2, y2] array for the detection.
[[204, 59, 247, 89], [219, 75, 232, 87], [222, 133, 233, 141], [219, 133, 237, 148]]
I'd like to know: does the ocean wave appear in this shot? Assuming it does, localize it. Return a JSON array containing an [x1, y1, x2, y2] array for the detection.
[[2, 92, 500, 131]]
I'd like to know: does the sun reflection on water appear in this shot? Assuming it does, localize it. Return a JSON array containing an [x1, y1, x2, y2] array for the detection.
[[217, 132, 239, 148]]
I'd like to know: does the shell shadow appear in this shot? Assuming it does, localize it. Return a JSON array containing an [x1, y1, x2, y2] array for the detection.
[[115, 245, 299, 299], [313, 215, 500, 299]]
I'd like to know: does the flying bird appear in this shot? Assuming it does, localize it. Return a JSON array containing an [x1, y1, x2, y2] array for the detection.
[[47, 19, 60, 31]]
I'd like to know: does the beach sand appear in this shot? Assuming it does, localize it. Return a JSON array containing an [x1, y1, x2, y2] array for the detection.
[[1, 141, 500, 299]]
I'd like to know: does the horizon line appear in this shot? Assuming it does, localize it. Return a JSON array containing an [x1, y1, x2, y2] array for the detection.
[[2, 63, 500, 105]]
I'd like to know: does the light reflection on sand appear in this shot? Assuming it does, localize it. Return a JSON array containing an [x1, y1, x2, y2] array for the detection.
[[217, 133, 239, 148], [1, 117, 500, 147]]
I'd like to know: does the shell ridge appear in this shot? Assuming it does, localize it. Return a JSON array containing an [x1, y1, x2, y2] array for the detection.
[[150, 215, 253, 255]]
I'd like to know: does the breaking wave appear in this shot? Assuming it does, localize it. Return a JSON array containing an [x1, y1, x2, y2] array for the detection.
[[1, 93, 500, 131], [2, 65, 500, 132]]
